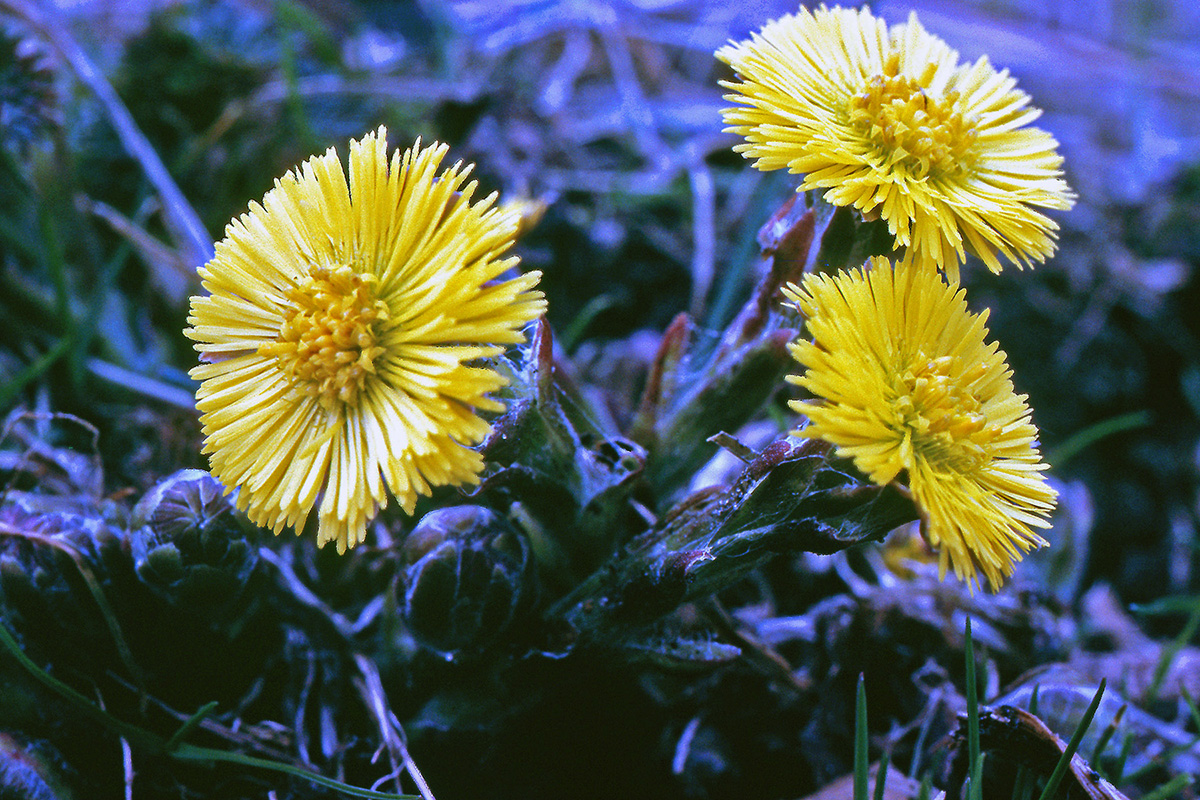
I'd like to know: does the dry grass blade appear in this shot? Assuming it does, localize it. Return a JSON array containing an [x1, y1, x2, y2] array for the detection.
[[0, 0, 213, 270]]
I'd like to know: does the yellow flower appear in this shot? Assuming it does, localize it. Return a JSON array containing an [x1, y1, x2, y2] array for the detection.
[[717, 5, 1075, 281], [783, 257, 1054, 589], [186, 128, 546, 552]]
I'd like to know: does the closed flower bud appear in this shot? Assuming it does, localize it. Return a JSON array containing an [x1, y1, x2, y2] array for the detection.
[[0, 500, 130, 666], [402, 506, 536, 656], [129, 469, 257, 617]]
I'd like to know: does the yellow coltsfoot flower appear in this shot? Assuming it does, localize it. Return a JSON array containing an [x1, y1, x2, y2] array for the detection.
[[186, 128, 546, 553], [783, 257, 1055, 589], [718, 5, 1075, 281]]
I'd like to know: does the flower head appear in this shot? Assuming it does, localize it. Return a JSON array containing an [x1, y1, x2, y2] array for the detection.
[[186, 128, 545, 552], [718, 5, 1074, 281], [783, 257, 1054, 589]]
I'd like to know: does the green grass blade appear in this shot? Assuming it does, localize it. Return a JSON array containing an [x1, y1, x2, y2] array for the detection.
[[37, 207, 70, 324], [1013, 751, 1033, 800], [0, 622, 420, 799], [560, 291, 625, 352], [873, 749, 889, 800], [1036, 679, 1106, 800], [855, 672, 869, 800], [968, 753, 985, 800], [1130, 595, 1200, 615], [164, 701, 220, 752], [171, 743, 420, 799], [1145, 596, 1200, 705], [1090, 702, 1125, 777], [1013, 684, 1040, 800], [1182, 687, 1200, 733], [74, 238, 132, 382], [0, 620, 161, 751], [1047, 411, 1151, 468], [964, 618, 981, 785], [1112, 731, 1134, 784], [917, 771, 932, 800], [703, 172, 790, 332], [272, 1, 318, 153], [1120, 731, 1200, 783], [1011, 764, 1032, 800], [0, 336, 71, 412], [1136, 774, 1194, 800]]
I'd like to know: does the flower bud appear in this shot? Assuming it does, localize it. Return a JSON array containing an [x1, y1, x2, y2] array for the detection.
[[129, 469, 257, 618], [0, 499, 130, 668], [401, 506, 536, 656]]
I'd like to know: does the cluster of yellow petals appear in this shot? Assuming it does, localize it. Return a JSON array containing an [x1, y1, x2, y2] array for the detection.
[[849, 55, 976, 183], [258, 266, 390, 409], [717, 4, 1075, 281], [783, 258, 1056, 589], [187, 128, 545, 552]]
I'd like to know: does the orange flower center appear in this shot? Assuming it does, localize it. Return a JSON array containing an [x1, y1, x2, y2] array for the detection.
[[894, 353, 997, 470], [260, 265, 389, 409], [849, 53, 976, 180]]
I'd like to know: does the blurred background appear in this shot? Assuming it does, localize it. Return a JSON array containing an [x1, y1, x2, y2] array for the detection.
[[1, 0, 1198, 608]]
